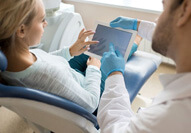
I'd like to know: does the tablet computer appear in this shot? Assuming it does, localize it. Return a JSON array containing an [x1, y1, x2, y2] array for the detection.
[[85, 22, 137, 61]]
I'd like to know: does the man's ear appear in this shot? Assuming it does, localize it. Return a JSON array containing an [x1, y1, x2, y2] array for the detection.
[[16, 24, 26, 38], [177, 0, 191, 27]]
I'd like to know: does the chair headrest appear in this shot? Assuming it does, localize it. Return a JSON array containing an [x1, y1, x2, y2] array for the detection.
[[0, 50, 7, 71]]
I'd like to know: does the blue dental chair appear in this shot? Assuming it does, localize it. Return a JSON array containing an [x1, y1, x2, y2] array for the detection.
[[0, 50, 161, 133]]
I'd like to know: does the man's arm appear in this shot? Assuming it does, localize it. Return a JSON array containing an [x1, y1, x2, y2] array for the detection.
[[98, 43, 136, 132], [98, 43, 170, 133], [110, 17, 156, 42], [97, 73, 135, 133]]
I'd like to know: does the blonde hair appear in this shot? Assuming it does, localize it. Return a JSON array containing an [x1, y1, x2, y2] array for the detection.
[[0, 0, 37, 50]]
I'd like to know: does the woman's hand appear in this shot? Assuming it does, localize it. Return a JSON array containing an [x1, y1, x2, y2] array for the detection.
[[87, 57, 101, 69], [69, 28, 99, 56]]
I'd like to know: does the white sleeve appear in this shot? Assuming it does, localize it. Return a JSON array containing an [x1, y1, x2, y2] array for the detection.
[[97, 74, 135, 133], [97, 74, 185, 133], [49, 46, 73, 61], [84, 65, 101, 98], [138, 20, 156, 42]]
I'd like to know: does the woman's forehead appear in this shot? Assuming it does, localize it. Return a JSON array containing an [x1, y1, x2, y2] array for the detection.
[[36, 1, 45, 17]]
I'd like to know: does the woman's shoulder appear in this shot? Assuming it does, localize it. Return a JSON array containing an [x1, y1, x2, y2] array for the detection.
[[1, 50, 49, 80]]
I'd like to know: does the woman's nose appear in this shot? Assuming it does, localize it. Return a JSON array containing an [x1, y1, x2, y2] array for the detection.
[[44, 20, 48, 28]]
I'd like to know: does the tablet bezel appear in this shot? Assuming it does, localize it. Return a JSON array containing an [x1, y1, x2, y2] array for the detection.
[[85, 22, 137, 61]]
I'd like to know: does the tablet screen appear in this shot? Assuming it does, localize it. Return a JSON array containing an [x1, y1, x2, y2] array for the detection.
[[88, 24, 133, 57]]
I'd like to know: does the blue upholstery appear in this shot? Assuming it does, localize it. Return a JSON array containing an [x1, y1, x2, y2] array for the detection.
[[0, 84, 99, 129], [125, 51, 161, 102], [0, 50, 161, 132], [0, 50, 7, 71]]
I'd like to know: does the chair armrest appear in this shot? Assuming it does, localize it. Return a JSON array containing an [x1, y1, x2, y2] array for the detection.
[[0, 84, 99, 130], [124, 51, 162, 102]]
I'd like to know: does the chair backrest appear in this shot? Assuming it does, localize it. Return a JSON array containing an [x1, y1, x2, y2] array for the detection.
[[0, 83, 99, 129], [0, 50, 7, 72], [0, 50, 7, 84]]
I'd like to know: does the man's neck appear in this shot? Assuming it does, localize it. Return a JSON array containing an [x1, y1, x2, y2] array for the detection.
[[174, 45, 191, 73]]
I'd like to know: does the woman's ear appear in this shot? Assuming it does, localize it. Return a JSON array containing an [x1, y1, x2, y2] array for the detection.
[[177, 0, 191, 27], [16, 24, 26, 38]]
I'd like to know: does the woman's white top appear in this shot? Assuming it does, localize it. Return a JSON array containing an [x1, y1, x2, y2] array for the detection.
[[1, 47, 101, 113], [97, 73, 191, 133]]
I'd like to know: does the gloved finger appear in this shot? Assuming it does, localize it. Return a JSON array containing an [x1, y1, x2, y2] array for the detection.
[[102, 52, 108, 57], [115, 50, 123, 58], [127, 43, 138, 60], [101, 56, 105, 63], [110, 17, 121, 23], [109, 42, 115, 52], [101, 52, 109, 63], [110, 17, 121, 27]]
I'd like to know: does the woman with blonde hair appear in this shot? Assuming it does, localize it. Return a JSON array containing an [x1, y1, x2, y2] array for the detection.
[[0, 0, 101, 113]]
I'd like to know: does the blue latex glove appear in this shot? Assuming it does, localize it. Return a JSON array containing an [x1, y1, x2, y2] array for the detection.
[[128, 43, 138, 60], [110, 16, 138, 30], [101, 43, 125, 77], [110, 16, 138, 60]]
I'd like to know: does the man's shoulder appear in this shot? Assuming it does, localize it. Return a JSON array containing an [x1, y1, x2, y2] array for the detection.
[[143, 98, 191, 122], [135, 99, 191, 132]]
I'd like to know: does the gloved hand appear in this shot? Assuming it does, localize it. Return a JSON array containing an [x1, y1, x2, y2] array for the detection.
[[101, 43, 125, 77], [128, 43, 138, 60], [110, 16, 139, 60], [110, 16, 138, 30]]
